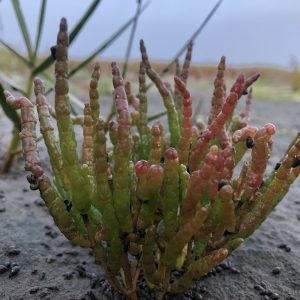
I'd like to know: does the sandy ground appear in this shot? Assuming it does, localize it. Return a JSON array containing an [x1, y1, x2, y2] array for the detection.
[[0, 91, 300, 300]]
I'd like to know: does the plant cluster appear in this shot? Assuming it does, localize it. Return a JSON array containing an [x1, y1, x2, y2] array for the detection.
[[4, 18, 300, 300]]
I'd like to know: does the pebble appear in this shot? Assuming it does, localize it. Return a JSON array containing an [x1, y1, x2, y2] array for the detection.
[[260, 289, 273, 296], [45, 230, 59, 239], [272, 267, 281, 275], [254, 285, 264, 292], [39, 271, 46, 280], [39, 291, 50, 298], [29, 286, 39, 294], [64, 250, 79, 256], [31, 269, 38, 275], [6, 246, 21, 256], [219, 262, 230, 270], [45, 256, 55, 264], [271, 293, 280, 300], [0, 264, 9, 274], [63, 272, 73, 280], [86, 290, 97, 300], [0, 206, 6, 213], [46, 285, 59, 291], [34, 198, 45, 206], [9, 265, 20, 278], [215, 266, 222, 273], [260, 281, 268, 289], [230, 267, 240, 274], [76, 265, 87, 278], [194, 294, 203, 300], [278, 243, 291, 252], [40, 242, 51, 250]]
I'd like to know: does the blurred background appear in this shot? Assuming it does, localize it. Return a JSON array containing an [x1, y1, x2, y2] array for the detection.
[[1, 0, 300, 67], [1, 0, 300, 102]]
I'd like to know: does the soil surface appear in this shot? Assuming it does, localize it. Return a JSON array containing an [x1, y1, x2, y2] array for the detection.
[[0, 92, 300, 300]]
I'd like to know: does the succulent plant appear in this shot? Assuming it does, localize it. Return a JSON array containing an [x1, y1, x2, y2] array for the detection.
[[4, 18, 300, 300]]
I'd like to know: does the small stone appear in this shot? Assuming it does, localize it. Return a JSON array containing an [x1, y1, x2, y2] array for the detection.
[[285, 246, 291, 252], [40, 242, 51, 250], [64, 250, 79, 256], [47, 285, 59, 291], [254, 285, 264, 292], [271, 293, 280, 300], [272, 267, 281, 275], [76, 265, 87, 278], [194, 294, 203, 300], [39, 291, 50, 298], [23, 188, 28, 193], [260, 281, 268, 289], [31, 269, 38, 275], [215, 266, 222, 273], [29, 286, 39, 294], [39, 271, 46, 280], [230, 267, 240, 274], [219, 262, 229, 270], [260, 289, 272, 296], [9, 266, 20, 278], [45, 230, 59, 239], [6, 246, 21, 256], [278, 243, 287, 249], [11, 262, 19, 268], [0, 265, 9, 274], [45, 256, 55, 264], [34, 198, 45, 206], [0, 206, 6, 213], [86, 290, 97, 300], [63, 272, 73, 280]]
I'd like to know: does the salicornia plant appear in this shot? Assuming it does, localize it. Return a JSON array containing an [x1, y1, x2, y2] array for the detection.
[[5, 18, 300, 300]]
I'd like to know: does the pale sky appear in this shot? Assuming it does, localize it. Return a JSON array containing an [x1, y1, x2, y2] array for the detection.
[[0, 0, 300, 68]]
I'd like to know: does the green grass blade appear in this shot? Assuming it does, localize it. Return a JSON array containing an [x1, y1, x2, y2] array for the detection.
[[122, 0, 143, 78], [32, 0, 102, 76], [69, 1, 150, 78], [32, 56, 53, 76], [161, 0, 223, 76], [0, 39, 31, 67], [69, 0, 102, 44], [0, 82, 21, 131], [33, 0, 47, 59], [12, 0, 33, 60], [0, 71, 26, 95], [148, 110, 167, 122]]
